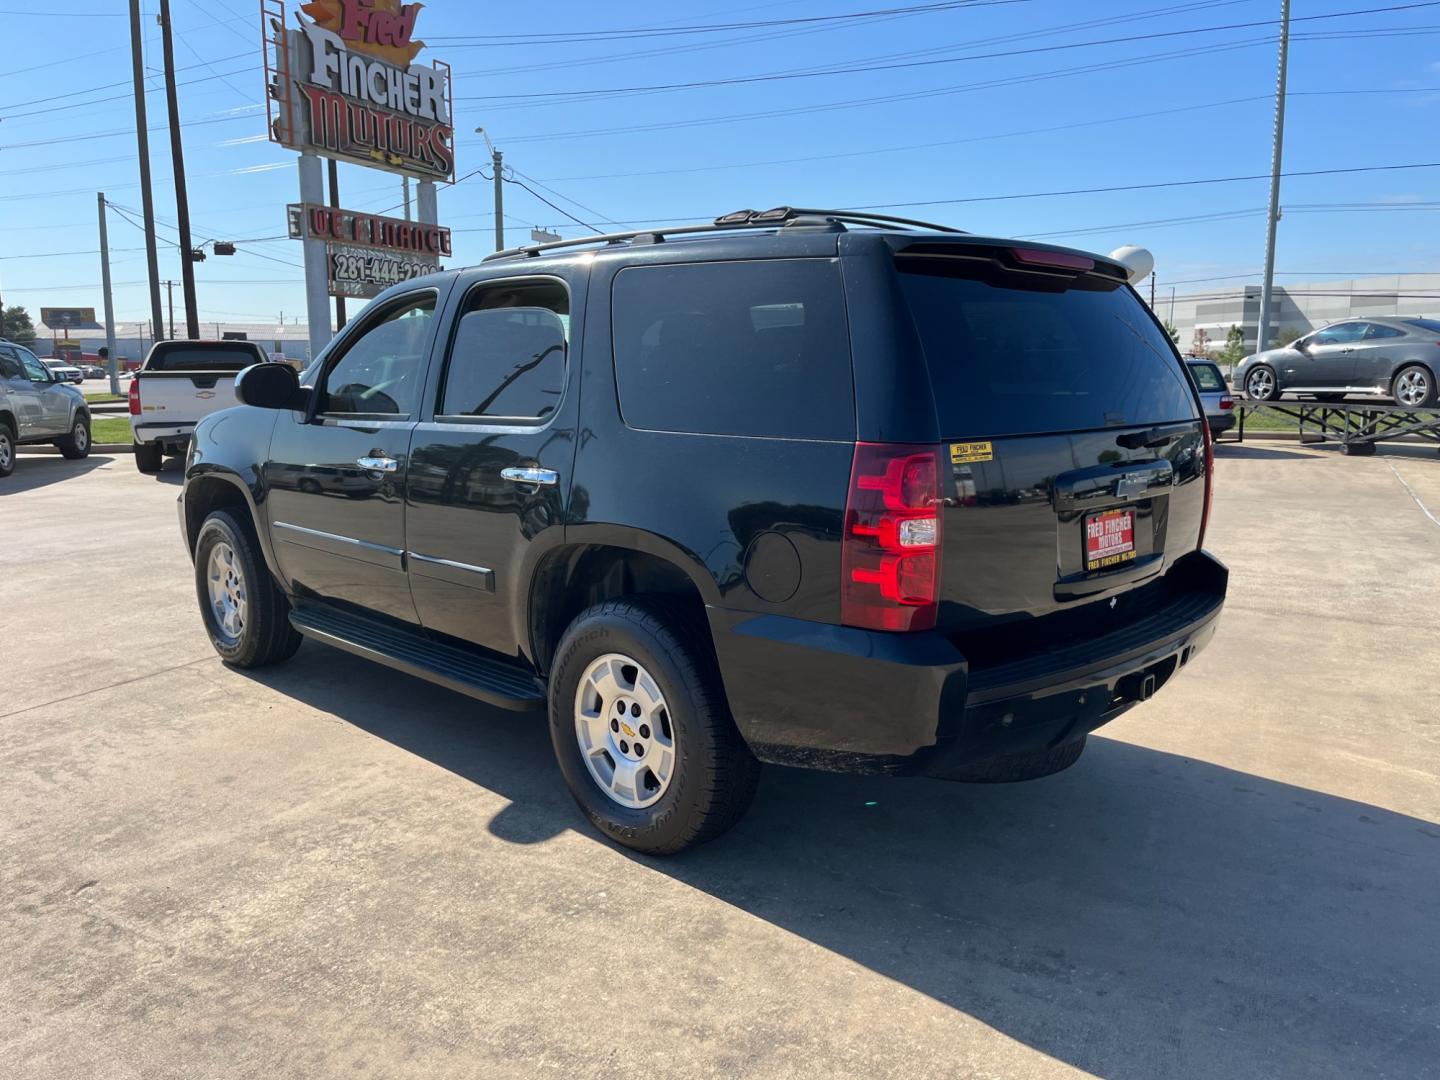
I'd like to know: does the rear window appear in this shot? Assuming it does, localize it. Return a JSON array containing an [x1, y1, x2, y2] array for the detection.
[[898, 259, 1198, 437], [146, 344, 261, 372], [1186, 362, 1225, 391], [1404, 318, 1440, 334], [611, 259, 853, 440]]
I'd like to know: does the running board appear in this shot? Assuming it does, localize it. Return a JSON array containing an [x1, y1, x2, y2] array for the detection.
[[289, 605, 546, 712]]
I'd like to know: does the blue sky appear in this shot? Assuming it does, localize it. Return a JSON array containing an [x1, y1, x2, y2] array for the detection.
[[2, 0, 1438, 331]]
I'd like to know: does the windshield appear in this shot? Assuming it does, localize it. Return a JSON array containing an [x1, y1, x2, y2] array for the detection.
[[898, 258, 1198, 437]]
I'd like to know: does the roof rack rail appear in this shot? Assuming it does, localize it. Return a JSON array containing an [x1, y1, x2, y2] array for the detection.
[[481, 205, 964, 262]]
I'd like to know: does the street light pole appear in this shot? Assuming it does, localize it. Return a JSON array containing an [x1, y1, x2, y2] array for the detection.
[[476, 127, 504, 251], [1256, 0, 1291, 356], [98, 193, 120, 395]]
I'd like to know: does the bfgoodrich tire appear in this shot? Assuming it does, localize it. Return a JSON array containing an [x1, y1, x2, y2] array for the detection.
[[193, 509, 302, 668], [56, 415, 91, 460], [549, 600, 761, 855], [134, 439, 163, 473]]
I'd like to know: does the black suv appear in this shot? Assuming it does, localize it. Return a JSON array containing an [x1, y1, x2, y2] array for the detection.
[[181, 207, 1226, 854]]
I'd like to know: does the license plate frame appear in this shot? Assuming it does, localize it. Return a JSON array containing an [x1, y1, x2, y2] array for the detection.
[[1085, 508, 1137, 571]]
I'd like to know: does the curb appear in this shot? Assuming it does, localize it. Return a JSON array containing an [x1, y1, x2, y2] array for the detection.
[[18, 444, 133, 456]]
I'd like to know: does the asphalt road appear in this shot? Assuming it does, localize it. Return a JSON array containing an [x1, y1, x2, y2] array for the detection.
[[2, 444, 1438, 1079]]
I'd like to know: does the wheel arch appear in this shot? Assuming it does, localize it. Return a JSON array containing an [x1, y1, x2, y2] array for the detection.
[[183, 469, 284, 580], [527, 536, 718, 677], [0, 408, 15, 436]]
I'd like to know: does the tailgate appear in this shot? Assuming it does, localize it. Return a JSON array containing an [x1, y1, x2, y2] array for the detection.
[[133, 370, 240, 424], [941, 423, 1206, 632], [890, 242, 1208, 634]]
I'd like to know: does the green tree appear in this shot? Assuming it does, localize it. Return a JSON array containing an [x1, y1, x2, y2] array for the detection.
[[1218, 324, 1247, 368], [1161, 320, 1181, 346], [2, 305, 37, 346], [1271, 326, 1302, 348]]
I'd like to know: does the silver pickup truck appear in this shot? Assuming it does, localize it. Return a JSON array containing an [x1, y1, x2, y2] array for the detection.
[[128, 340, 273, 473]]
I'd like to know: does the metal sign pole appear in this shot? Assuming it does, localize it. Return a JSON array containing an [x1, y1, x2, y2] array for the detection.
[[298, 153, 333, 359]]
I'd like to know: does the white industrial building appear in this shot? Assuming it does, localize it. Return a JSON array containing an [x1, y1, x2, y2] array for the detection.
[[1156, 274, 1440, 356]]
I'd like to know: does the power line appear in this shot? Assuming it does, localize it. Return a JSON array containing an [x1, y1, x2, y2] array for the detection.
[[496, 34, 1278, 143], [0, 108, 259, 150], [433, 1, 1019, 44], [466, 2, 1440, 104], [504, 176, 605, 234]]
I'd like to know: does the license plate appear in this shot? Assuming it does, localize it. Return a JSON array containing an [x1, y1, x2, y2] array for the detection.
[[1085, 508, 1136, 571]]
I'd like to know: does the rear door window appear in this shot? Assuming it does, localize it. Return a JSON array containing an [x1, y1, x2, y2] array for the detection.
[[611, 259, 853, 440], [146, 344, 262, 371], [438, 279, 568, 421], [897, 258, 1197, 437]]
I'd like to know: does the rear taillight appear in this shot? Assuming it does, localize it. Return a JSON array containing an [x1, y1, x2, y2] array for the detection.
[[1220, 397, 1234, 410], [1198, 420, 1215, 551], [1009, 247, 1095, 272], [841, 443, 943, 632], [127, 378, 140, 416]]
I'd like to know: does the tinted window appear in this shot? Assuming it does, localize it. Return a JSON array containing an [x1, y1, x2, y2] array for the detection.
[[1187, 362, 1225, 391], [17, 350, 49, 382], [1404, 318, 1440, 334], [1313, 322, 1366, 345], [322, 293, 435, 416], [146, 344, 262, 371], [0, 348, 21, 380], [440, 280, 567, 420], [611, 259, 853, 440], [899, 260, 1197, 437], [1364, 324, 1405, 340]]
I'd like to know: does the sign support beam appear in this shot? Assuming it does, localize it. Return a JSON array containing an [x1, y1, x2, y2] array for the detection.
[[298, 153, 333, 359]]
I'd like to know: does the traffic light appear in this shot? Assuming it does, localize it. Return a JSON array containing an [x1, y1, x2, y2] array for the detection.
[[189, 248, 206, 263], [213, 242, 236, 256]]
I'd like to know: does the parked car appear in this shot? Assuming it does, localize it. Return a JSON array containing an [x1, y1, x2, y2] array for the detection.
[[1236, 317, 1440, 407], [80, 364, 107, 380], [128, 339, 272, 474], [1185, 359, 1235, 436], [0, 339, 91, 477], [180, 207, 1226, 854], [42, 359, 84, 384]]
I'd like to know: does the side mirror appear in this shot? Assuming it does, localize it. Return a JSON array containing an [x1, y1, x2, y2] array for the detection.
[[1292, 339, 1308, 352], [235, 362, 307, 411]]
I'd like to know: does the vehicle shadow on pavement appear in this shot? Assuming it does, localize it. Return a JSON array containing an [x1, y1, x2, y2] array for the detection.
[[1, 455, 113, 494], [242, 645, 1440, 1080], [1212, 444, 1312, 460]]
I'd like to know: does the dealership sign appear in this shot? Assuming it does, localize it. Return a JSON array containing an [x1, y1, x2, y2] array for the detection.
[[287, 203, 451, 257], [287, 202, 444, 298], [266, 0, 454, 181]]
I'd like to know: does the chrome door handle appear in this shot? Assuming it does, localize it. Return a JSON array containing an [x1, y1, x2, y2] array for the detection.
[[500, 466, 559, 486], [355, 455, 399, 473]]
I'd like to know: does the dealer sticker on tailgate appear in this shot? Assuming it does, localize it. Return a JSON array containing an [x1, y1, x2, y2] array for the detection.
[[1085, 508, 1136, 571]]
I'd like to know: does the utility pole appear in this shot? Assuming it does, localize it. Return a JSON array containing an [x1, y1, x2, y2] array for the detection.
[[98, 193, 120, 395], [158, 0, 199, 340], [476, 127, 504, 251], [328, 157, 346, 330], [402, 176, 411, 221], [1149, 272, 1156, 309], [166, 281, 176, 340], [1256, 0, 1290, 356], [129, 0, 165, 345]]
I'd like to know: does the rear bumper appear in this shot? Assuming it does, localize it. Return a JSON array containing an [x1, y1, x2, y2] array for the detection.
[[708, 552, 1227, 775], [132, 421, 195, 445], [1207, 413, 1236, 435]]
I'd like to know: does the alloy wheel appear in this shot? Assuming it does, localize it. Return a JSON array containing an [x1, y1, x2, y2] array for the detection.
[[73, 423, 88, 453], [0, 431, 12, 472], [1395, 369, 1431, 407], [205, 541, 248, 644], [573, 653, 678, 809], [1246, 368, 1275, 400]]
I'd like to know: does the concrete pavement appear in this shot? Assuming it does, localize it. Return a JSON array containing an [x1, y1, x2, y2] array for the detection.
[[2, 445, 1438, 1079]]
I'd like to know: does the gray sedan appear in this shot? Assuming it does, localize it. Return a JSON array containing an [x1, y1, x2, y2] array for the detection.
[[1235, 317, 1440, 408]]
